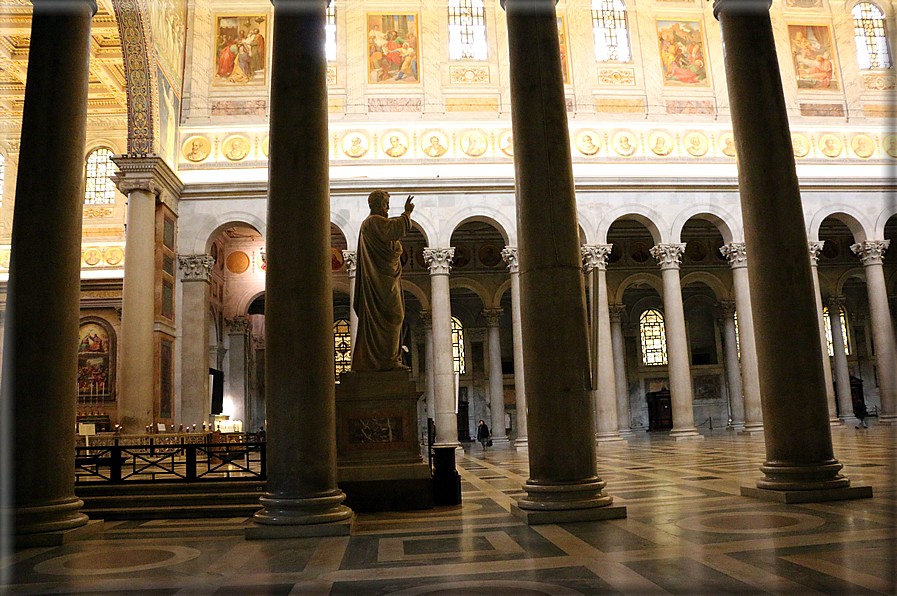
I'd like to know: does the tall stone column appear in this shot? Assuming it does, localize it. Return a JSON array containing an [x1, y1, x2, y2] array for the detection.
[[809, 242, 841, 425], [227, 316, 251, 427], [419, 310, 436, 422], [650, 244, 701, 440], [1, 0, 97, 540], [501, 247, 528, 449], [827, 297, 856, 425], [714, 0, 866, 500], [719, 301, 745, 429], [851, 240, 897, 424], [503, 0, 624, 524], [342, 250, 358, 351], [483, 308, 509, 445], [249, 0, 353, 535], [178, 255, 215, 429], [720, 243, 763, 433], [609, 304, 633, 436], [112, 157, 182, 433], [582, 246, 623, 443]]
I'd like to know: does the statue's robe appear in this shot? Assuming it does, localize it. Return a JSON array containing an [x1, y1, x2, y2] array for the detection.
[[351, 211, 411, 371]]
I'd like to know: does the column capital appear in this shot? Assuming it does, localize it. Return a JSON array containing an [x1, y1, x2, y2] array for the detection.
[[609, 303, 626, 321], [418, 309, 432, 327], [342, 250, 357, 276], [483, 307, 504, 327], [501, 246, 519, 273], [720, 242, 748, 269], [827, 295, 847, 310], [650, 243, 686, 270], [178, 254, 216, 282], [808, 241, 826, 266], [111, 155, 183, 212], [227, 315, 251, 335], [581, 244, 612, 273], [423, 247, 455, 275], [467, 327, 488, 342], [713, 0, 772, 20], [851, 240, 890, 266], [719, 299, 737, 318]]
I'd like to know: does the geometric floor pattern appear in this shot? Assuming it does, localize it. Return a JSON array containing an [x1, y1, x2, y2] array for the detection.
[[3, 425, 895, 595]]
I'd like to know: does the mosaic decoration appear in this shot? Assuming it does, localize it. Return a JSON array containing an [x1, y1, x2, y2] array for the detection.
[[596, 67, 636, 85], [157, 66, 178, 165], [683, 132, 708, 157], [449, 66, 490, 84], [222, 136, 250, 161], [612, 132, 638, 157], [648, 132, 673, 157], [461, 131, 488, 157], [367, 14, 419, 83], [382, 132, 409, 158], [214, 15, 267, 86], [421, 132, 449, 158], [851, 135, 875, 159], [576, 131, 602, 156], [718, 133, 736, 158], [112, 0, 153, 154], [342, 133, 370, 158], [183, 136, 211, 162], [148, 0, 187, 87], [818, 134, 842, 158], [788, 24, 838, 90], [657, 20, 708, 87]]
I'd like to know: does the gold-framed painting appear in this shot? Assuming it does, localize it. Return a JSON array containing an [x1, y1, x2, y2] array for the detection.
[[657, 20, 709, 87], [214, 15, 268, 86], [558, 16, 570, 85], [367, 13, 420, 84], [788, 24, 838, 90]]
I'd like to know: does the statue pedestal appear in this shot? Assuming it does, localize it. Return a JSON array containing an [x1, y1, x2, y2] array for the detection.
[[336, 369, 434, 511]]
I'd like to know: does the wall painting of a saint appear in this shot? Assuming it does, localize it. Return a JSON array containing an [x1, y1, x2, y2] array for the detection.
[[214, 15, 267, 86], [656, 20, 708, 87], [78, 321, 115, 403], [788, 24, 838, 90], [558, 16, 569, 85], [368, 14, 420, 83]]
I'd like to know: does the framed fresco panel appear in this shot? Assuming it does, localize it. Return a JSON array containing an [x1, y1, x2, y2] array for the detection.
[[367, 14, 420, 83], [558, 16, 569, 85], [788, 24, 838, 90], [78, 319, 116, 403], [214, 15, 268, 86], [656, 20, 709, 87]]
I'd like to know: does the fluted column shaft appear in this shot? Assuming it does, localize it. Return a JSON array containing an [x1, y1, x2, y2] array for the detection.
[[809, 242, 840, 424], [2, 0, 97, 537], [651, 244, 701, 439], [715, 0, 849, 491], [423, 248, 457, 447], [851, 240, 897, 424], [827, 297, 855, 424], [502, 247, 528, 448], [609, 304, 632, 435], [484, 308, 509, 444], [342, 250, 358, 352], [719, 301, 745, 428]]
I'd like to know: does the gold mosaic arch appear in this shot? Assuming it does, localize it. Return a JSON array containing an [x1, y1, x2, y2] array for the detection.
[[112, 0, 155, 155]]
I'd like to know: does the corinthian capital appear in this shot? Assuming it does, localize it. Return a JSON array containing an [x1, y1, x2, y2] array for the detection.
[[227, 315, 251, 334], [423, 247, 455, 275], [501, 246, 519, 273], [720, 242, 747, 269], [808, 241, 826, 266], [581, 244, 612, 273], [178, 254, 216, 281], [482, 307, 504, 327], [851, 240, 890, 266], [650, 244, 686, 270], [342, 250, 357, 275]]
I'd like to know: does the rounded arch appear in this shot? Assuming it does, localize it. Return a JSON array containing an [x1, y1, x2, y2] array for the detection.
[[188, 215, 266, 255], [332, 278, 350, 294], [406, 211, 435, 248], [401, 279, 430, 311], [577, 211, 598, 246], [848, 0, 895, 23], [85, 139, 125, 156], [492, 278, 512, 308], [808, 207, 871, 242], [442, 208, 513, 247], [680, 271, 730, 301], [873, 205, 897, 240], [613, 272, 663, 303], [835, 268, 867, 295], [331, 212, 355, 250], [597, 206, 667, 244], [672, 208, 739, 244], [449, 276, 494, 308], [235, 287, 266, 317]]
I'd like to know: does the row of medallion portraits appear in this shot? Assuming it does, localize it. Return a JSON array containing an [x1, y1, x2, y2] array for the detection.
[[78, 318, 116, 404]]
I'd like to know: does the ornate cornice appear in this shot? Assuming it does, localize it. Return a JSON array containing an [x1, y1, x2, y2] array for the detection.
[[111, 0, 154, 154], [342, 250, 357, 276], [501, 246, 519, 274], [482, 307, 503, 327], [423, 247, 455, 275], [178, 254, 215, 282], [650, 243, 686, 270], [851, 240, 890, 266], [227, 315, 251, 334], [808, 241, 826, 266], [110, 155, 183, 213], [720, 242, 747, 269], [581, 244, 612, 273]]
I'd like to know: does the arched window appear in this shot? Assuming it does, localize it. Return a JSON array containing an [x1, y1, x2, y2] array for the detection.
[[592, 0, 631, 62], [84, 147, 117, 205], [853, 2, 891, 69], [451, 316, 467, 374], [334, 318, 352, 378], [640, 309, 667, 366], [823, 306, 850, 356], [326, 1, 336, 61], [449, 0, 487, 60]]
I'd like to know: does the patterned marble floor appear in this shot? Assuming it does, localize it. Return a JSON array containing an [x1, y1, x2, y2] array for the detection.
[[2, 425, 895, 595]]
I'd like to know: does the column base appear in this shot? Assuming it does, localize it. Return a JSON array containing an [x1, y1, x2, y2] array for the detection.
[[669, 428, 704, 441], [829, 418, 842, 427], [874, 414, 897, 425], [511, 502, 627, 525], [595, 432, 626, 444], [513, 478, 625, 525], [738, 423, 765, 436], [251, 490, 353, 529], [741, 485, 873, 504], [836, 416, 861, 428], [514, 438, 529, 451], [15, 497, 90, 535], [490, 436, 511, 446], [15, 519, 102, 548], [618, 428, 637, 438], [726, 422, 746, 431], [756, 460, 851, 491], [246, 515, 354, 539]]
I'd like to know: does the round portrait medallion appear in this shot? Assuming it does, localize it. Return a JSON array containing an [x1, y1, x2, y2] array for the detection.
[[261, 136, 269, 158], [182, 136, 211, 163], [718, 133, 736, 158], [683, 132, 708, 157], [478, 244, 503, 267], [850, 134, 874, 159], [421, 132, 449, 158], [381, 132, 409, 158], [461, 131, 488, 157], [498, 132, 514, 157], [342, 133, 370, 159], [648, 132, 673, 157], [884, 135, 897, 159], [226, 251, 250, 274], [791, 133, 810, 158], [818, 134, 842, 159], [103, 246, 124, 266], [83, 248, 102, 267], [222, 135, 250, 161], [576, 131, 602, 156], [612, 132, 638, 157]]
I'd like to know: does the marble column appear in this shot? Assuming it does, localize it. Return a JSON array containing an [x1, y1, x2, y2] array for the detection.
[[714, 0, 865, 499], [650, 244, 702, 440], [342, 250, 358, 352], [851, 240, 897, 424], [483, 308, 509, 445], [419, 310, 436, 422], [178, 255, 215, 429], [720, 243, 763, 434], [609, 304, 633, 437], [249, 0, 352, 535], [504, 0, 623, 523], [1, 0, 97, 539], [808, 242, 841, 425], [718, 301, 745, 429], [423, 248, 457, 447], [501, 247, 528, 449], [582, 245, 623, 443], [827, 297, 856, 425], [227, 316, 251, 427]]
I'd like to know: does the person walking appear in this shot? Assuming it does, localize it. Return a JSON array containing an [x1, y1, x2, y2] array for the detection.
[[476, 419, 491, 451]]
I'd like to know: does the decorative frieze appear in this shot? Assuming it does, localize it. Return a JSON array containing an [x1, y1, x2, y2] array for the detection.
[[83, 207, 114, 218], [666, 100, 715, 115], [178, 254, 216, 281], [449, 66, 490, 84], [596, 68, 635, 86], [863, 74, 895, 91], [595, 98, 643, 113], [799, 103, 845, 118], [445, 97, 498, 112], [501, 246, 518, 274], [720, 242, 747, 269], [581, 244, 612, 273], [851, 240, 890, 266], [423, 247, 455, 275], [650, 243, 686, 270]]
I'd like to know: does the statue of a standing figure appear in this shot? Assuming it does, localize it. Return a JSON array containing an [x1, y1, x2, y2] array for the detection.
[[352, 190, 414, 371]]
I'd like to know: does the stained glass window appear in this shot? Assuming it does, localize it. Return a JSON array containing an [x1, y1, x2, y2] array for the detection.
[[451, 316, 467, 374], [326, 1, 336, 61], [592, 0, 631, 62], [84, 148, 117, 205], [640, 309, 667, 366], [449, 0, 487, 60], [853, 2, 892, 69], [823, 306, 850, 356], [334, 318, 352, 378]]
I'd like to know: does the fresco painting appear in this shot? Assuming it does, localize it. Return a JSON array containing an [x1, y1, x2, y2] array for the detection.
[[215, 15, 268, 86], [368, 14, 419, 83], [657, 20, 708, 87]]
